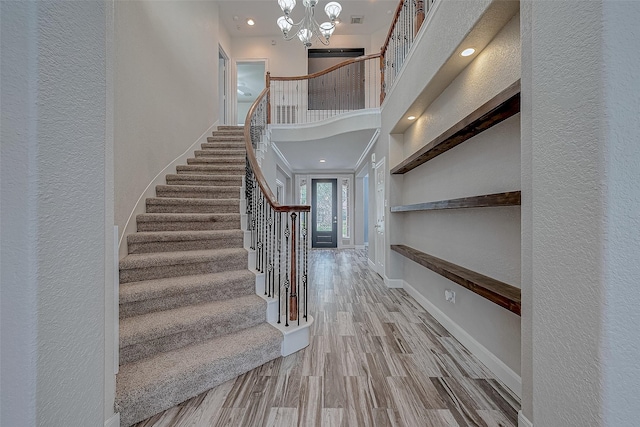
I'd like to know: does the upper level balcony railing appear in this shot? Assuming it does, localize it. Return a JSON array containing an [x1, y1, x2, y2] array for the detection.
[[267, 53, 382, 125], [381, 0, 435, 102]]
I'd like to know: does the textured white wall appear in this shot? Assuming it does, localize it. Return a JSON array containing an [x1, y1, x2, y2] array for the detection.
[[530, 1, 604, 424], [528, 0, 640, 425], [1, 2, 109, 425], [114, 1, 223, 253]]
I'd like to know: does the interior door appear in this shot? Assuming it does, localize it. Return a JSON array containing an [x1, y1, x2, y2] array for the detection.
[[374, 158, 385, 275], [312, 179, 338, 248]]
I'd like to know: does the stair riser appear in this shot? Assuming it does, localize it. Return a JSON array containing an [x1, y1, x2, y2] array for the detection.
[[120, 303, 265, 364], [145, 202, 239, 214], [128, 235, 244, 254], [187, 158, 245, 165], [120, 255, 247, 284], [137, 219, 240, 232], [156, 189, 240, 199], [120, 280, 254, 319], [166, 177, 242, 187]]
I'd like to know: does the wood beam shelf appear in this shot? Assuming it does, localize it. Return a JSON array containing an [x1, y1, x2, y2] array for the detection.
[[391, 244, 521, 315], [391, 191, 521, 213], [391, 80, 521, 175]]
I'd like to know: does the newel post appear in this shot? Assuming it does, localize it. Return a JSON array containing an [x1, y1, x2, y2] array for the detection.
[[266, 72, 271, 124], [289, 212, 298, 321]]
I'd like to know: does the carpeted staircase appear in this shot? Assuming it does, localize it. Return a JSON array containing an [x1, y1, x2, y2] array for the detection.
[[115, 126, 282, 426]]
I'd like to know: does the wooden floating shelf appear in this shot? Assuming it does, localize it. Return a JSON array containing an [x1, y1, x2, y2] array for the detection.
[[391, 80, 521, 175], [391, 191, 521, 213], [391, 244, 521, 316]]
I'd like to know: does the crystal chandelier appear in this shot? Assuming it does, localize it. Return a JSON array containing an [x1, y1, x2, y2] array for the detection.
[[276, 0, 342, 47]]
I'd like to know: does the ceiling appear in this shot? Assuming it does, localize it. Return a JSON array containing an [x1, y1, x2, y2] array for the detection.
[[218, 0, 399, 38], [275, 128, 377, 172]]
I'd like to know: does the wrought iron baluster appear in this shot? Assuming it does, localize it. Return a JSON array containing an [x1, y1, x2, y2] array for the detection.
[[277, 212, 282, 324], [284, 217, 290, 327], [303, 211, 308, 320], [289, 212, 298, 322]]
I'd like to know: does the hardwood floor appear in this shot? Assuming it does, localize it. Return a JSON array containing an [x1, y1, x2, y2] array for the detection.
[[133, 249, 520, 427]]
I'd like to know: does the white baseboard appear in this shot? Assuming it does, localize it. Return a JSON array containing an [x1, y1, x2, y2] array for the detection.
[[355, 245, 365, 250], [118, 121, 219, 258], [403, 280, 522, 398], [384, 276, 404, 289], [518, 411, 533, 427], [105, 413, 120, 427]]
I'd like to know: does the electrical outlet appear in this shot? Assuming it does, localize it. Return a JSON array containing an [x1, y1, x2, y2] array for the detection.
[[445, 289, 455, 304]]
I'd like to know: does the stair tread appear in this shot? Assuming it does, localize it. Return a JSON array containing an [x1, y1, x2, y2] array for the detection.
[[120, 294, 265, 347], [120, 270, 254, 304], [166, 173, 242, 179], [194, 149, 245, 155], [120, 248, 246, 270], [177, 164, 244, 170], [146, 197, 239, 204], [115, 323, 281, 426], [188, 156, 244, 159], [157, 184, 240, 191], [127, 229, 244, 243], [136, 212, 239, 221]]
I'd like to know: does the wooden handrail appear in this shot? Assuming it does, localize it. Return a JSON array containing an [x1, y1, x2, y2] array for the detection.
[[269, 53, 381, 81], [244, 88, 310, 213], [381, 0, 405, 56]]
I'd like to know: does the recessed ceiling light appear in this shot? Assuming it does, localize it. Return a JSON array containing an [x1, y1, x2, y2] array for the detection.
[[247, 18, 255, 26], [319, 159, 326, 163], [461, 48, 475, 57], [407, 115, 416, 120]]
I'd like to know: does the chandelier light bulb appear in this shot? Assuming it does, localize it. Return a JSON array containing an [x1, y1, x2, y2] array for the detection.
[[278, 0, 296, 15], [277, 16, 293, 34], [298, 28, 313, 46], [325, 2, 342, 20], [320, 22, 335, 39], [303, 0, 318, 7]]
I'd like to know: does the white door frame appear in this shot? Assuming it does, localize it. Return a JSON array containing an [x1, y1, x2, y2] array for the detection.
[[301, 173, 354, 249], [374, 157, 385, 276], [218, 46, 229, 125]]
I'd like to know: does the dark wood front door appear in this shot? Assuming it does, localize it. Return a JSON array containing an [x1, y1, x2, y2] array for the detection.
[[312, 179, 338, 248]]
